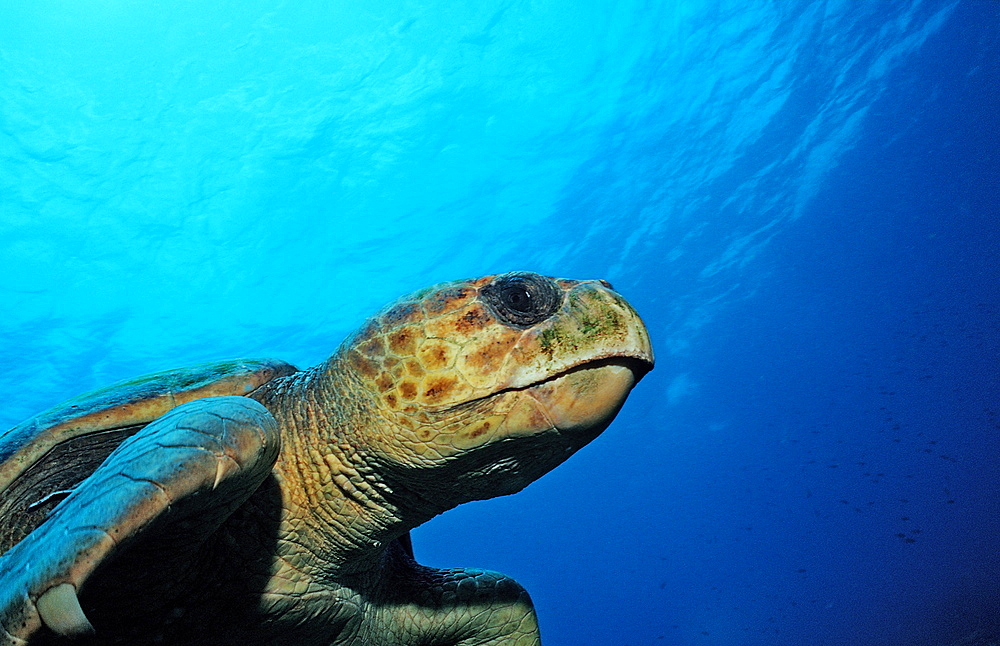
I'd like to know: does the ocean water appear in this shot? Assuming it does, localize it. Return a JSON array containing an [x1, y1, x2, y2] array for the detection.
[[1, 1, 997, 644]]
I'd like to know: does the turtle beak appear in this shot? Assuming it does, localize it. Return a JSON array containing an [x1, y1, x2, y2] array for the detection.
[[523, 356, 648, 441]]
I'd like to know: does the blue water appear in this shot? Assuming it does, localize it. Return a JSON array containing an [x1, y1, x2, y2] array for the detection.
[[1, 1, 997, 644]]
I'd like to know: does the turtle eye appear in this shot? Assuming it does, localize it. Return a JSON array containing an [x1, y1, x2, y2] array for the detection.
[[500, 284, 533, 312], [482, 272, 562, 328]]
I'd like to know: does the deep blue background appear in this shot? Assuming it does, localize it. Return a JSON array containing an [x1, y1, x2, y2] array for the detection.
[[2, 1, 997, 644]]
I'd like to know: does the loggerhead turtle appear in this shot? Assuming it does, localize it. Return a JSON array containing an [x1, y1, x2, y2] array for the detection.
[[0, 271, 653, 645]]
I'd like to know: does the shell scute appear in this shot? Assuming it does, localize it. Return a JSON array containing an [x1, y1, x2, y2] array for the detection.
[[0, 358, 296, 494]]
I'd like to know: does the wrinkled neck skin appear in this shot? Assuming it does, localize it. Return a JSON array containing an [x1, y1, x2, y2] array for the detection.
[[249, 356, 442, 582]]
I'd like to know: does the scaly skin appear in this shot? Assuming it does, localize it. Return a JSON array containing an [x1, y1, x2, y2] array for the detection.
[[0, 273, 652, 645]]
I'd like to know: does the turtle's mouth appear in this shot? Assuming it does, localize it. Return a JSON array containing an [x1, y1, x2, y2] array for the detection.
[[438, 354, 651, 445], [522, 356, 651, 436]]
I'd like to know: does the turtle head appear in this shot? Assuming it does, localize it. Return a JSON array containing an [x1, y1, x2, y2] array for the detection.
[[338, 271, 653, 509]]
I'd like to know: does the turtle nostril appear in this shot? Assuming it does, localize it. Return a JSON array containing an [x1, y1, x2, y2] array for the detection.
[[598, 279, 614, 289]]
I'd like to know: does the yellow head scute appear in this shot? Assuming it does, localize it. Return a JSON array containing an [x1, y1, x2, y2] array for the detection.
[[387, 326, 419, 356], [422, 285, 476, 316], [454, 328, 521, 389], [415, 338, 458, 373]]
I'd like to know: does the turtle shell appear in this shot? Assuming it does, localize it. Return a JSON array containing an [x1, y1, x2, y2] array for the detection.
[[0, 358, 296, 554]]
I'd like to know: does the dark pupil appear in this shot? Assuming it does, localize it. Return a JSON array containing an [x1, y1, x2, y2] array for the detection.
[[502, 285, 533, 312]]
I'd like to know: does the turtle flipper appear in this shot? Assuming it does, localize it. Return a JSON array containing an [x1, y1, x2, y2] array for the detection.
[[0, 396, 279, 644], [376, 551, 541, 646]]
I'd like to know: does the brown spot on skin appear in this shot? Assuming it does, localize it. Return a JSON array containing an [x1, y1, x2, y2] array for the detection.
[[375, 373, 394, 392], [404, 360, 425, 377], [388, 327, 419, 356], [423, 287, 473, 316], [384, 393, 398, 409], [359, 337, 386, 360], [428, 347, 448, 369], [464, 335, 518, 372], [529, 407, 549, 428], [454, 305, 493, 333], [450, 414, 505, 449], [422, 376, 456, 403], [400, 380, 418, 400], [468, 419, 491, 438], [381, 302, 421, 327], [417, 341, 456, 372], [349, 351, 379, 379]]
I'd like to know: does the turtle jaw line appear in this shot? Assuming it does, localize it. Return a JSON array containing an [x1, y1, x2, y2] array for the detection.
[[520, 355, 653, 392], [445, 354, 652, 412]]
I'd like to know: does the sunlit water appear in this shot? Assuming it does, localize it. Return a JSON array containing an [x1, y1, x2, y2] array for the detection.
[[2, 1, 997, 644]]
